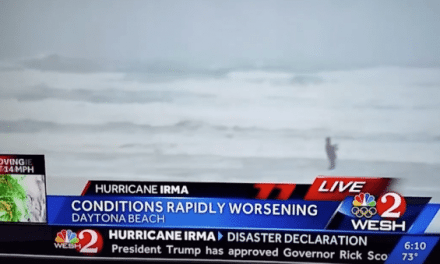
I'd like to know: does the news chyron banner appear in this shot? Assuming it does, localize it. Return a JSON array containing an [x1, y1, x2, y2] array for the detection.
[[1, 155, 440, 263]]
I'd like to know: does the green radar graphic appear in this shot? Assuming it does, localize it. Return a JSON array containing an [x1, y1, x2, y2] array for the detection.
[[0, 174, 28, 222]]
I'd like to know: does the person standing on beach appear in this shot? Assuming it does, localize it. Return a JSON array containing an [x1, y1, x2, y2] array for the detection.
[[326, 137, 338, 170]]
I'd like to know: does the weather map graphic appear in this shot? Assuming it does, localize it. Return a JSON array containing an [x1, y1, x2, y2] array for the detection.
[[55, 229, 80, 244], [351, 193, 377, 218], [0, 174, 28, 222], [0, 172, 46, 223]]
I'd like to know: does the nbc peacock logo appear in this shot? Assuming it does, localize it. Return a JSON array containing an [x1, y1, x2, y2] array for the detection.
[[351, 193, 377, 218], [54, 229, 81, 249]]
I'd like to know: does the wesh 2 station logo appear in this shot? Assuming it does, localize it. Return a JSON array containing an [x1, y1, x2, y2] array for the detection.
[[304, 177, 407, 232], [351, 192, 407, 232], [54, 229, 104, 254]]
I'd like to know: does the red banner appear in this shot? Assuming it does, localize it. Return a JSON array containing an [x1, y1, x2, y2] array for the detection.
[[304, 176, 392, 201]]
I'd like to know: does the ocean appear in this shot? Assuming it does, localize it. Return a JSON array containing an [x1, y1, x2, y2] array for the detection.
[[1, 65, 440, 231]]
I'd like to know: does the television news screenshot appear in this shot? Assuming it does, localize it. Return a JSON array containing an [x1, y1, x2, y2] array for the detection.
[[1, 1, 440, 263]]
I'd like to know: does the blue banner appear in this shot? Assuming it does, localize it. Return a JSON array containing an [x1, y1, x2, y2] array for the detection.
[[47, 196, 339, 230], [385, 236, 439, 264]]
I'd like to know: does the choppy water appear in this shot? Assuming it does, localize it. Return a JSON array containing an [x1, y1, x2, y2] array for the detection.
[[1, 65, 440, 229]]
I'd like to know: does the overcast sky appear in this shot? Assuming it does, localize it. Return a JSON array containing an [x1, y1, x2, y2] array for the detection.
[[1, 0, 440, 70]]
